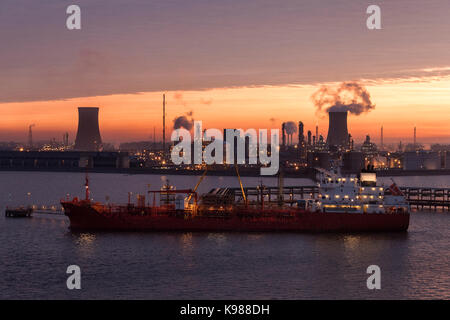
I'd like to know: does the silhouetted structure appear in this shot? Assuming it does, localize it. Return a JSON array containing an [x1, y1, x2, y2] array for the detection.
[[380, 126, 384, 150], [74, 107, 102, 151], [28, 124, 35, 149], [298, 121, 304, 145], [326, 111, 349, 148], [163, 94, 166, 153]]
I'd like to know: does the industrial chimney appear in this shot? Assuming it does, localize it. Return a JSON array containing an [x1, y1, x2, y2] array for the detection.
[[326, 111, 349, 148], [298, 121, 304, 145], [74, 107, 102, 151]]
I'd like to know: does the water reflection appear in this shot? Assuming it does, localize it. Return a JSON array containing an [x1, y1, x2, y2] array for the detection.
[[207, 233, 227, 246], [180, 232, 193, 254], [73, 232, 97, 257]]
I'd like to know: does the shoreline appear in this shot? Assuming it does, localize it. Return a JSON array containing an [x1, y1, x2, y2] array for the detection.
[[1, 167, 450, 178]]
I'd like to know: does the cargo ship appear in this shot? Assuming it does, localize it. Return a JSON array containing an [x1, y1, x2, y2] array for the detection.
[[61, 168, 409, 232]]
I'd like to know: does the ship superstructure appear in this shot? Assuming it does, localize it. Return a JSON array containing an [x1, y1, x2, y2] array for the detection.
[[316, 169, 409, 215]]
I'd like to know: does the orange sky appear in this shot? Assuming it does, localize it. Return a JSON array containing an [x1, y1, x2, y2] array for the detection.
[[2, 1, 450, 146], [1, 76, 450, 145]]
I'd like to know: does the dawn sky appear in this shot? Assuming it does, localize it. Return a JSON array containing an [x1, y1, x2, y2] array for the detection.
[[1, 0, 450, 144]]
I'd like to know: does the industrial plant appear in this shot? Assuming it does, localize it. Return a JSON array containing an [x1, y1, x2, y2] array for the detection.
[[1, 93, 450, 175]]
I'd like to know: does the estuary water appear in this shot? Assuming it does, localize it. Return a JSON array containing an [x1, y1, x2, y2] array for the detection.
[[0, 171, 449, 299]]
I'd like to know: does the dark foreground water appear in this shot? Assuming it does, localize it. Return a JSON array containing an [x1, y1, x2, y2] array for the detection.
[[0, 172, 449, 299]]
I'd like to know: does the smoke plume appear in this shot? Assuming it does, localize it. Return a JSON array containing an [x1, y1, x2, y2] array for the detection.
[[311, 82, 375, 116], [173, 111, 194, 130], [284, 121, 297, 135]]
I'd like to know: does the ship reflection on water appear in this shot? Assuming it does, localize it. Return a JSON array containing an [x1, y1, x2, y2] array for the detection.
[[73, 233, 97, 258]]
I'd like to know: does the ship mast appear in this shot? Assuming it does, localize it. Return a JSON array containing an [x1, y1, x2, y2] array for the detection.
[[85, 171, 90, 201]]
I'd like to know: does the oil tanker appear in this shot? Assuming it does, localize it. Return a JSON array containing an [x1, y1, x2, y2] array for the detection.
[[61, 169, 410, 232]]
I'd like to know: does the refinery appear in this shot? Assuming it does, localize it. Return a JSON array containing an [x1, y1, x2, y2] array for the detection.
[[1, 95, 450, 177]]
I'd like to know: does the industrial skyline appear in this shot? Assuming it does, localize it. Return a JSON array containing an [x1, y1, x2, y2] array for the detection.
[[1, 0, 450, 144], [0, 88, 445, 148]]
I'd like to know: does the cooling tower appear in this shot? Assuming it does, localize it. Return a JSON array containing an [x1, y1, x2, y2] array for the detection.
[[74, 107, 102, 151], [326, 111, 349, 148]]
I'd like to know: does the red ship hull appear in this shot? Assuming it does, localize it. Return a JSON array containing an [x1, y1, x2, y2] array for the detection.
[[61, 201, 410, 233]]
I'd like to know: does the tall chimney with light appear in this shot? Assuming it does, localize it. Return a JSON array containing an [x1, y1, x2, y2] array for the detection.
[[163, 94, 166, 153]]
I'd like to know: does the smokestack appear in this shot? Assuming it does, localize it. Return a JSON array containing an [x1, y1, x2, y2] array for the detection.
[[63, 132, 69, 147], [163, 94, 166, 152], [380, 126, 384, 150], [315, 125, 318, 143], [307, 130, 312, 146], [326, 111, 349, 148], [28, 124, 35, 149], [74, 107, 102, 151], [414, 126, 417, 150], [282, 123, 286, 146], [298, 121, 304, 145]]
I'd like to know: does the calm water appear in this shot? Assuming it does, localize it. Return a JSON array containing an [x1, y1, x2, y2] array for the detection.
[[0, 172, 449, 299]]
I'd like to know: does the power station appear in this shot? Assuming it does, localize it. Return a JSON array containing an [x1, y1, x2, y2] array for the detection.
[[74, 107, 102, 151]]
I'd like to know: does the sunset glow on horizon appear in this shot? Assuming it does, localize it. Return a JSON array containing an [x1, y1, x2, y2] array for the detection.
[[1, 76, 450, 145]]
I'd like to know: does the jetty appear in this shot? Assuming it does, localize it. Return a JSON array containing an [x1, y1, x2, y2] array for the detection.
[[231, 185, 450, 211]]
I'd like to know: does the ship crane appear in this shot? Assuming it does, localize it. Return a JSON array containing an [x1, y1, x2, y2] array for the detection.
[[235, 165, 247, 206], [186, 164, 248, 207], [186, 166, 208, 204]]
